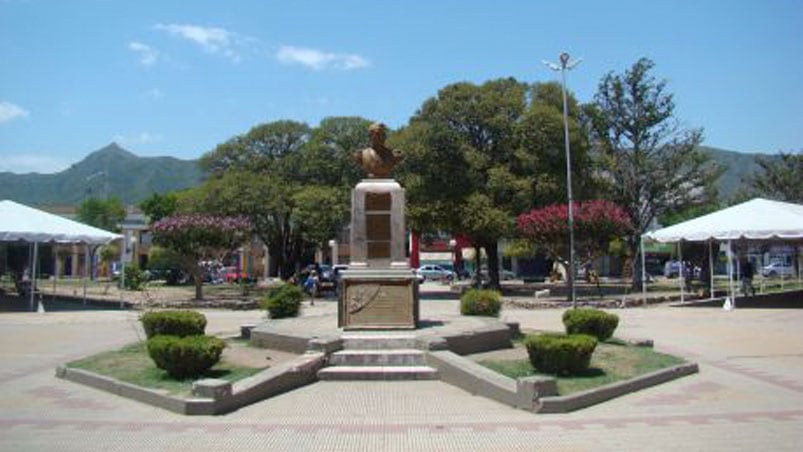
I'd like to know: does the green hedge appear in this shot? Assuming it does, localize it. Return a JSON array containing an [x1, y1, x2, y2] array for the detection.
[[140, 310, 207, 339], [122, 265, 148, 290], [460, 289, 502, 317], [523, 333, 598, 375], [562, 308, 619, 341], [146, 335, 225, 379], [260, 283, 303, 319]]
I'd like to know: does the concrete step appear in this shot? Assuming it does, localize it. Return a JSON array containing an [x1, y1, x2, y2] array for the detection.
[[317, 365, 439, 381], [329, 349, 426, 366], [341, 334, 418, 350]]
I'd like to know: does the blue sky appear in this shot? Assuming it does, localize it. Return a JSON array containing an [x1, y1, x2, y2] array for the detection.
[[1, 0, 801, 173]]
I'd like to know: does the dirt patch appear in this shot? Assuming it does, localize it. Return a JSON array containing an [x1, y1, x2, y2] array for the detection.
[[221, 340, 300, 369]]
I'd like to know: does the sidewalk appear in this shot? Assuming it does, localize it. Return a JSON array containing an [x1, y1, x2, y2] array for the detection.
[[1, 295, 802, 450]]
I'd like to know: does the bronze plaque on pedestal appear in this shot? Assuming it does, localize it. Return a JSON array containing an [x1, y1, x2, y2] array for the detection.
[[339, 276, 418, 329]]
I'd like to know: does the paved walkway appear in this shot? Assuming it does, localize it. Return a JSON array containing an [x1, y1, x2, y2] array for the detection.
[[1, 292, 802, 451]]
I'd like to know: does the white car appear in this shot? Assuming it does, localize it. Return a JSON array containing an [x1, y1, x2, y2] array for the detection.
[[761, 262, 796, 278], [415, 265, 455, 281]]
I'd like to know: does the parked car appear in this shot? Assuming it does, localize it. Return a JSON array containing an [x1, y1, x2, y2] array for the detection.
[[415, 264, 455, 281], [664, 260, 681, 278], [663, 261, 700, 279], [761, 262, 796, 278], [476, 266, 517, 281], [317, 264, 336, 292]]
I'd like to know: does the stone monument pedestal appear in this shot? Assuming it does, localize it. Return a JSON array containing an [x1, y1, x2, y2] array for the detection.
[[339, 179, 418, 330]]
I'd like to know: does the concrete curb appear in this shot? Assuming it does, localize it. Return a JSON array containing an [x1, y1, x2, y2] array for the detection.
[[250, 330, 313, 354], [426, 350, 556, 410], [57, 352, 326, 415], [535, 362, 699, 413], [425, 350, 698, 413]]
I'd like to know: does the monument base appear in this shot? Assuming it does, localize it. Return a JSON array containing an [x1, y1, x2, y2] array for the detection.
[[338, 268, 419, 330]]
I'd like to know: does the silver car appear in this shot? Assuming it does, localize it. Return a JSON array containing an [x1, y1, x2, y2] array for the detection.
[[761, 262, 796, 278], [415, 265, 455, 281]]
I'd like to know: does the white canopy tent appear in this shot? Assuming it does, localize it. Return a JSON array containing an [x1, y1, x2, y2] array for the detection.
[[0, 200, 122, 310], [642, 198, 803, 306]]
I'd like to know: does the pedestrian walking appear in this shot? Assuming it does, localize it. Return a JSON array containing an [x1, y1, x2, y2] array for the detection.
[[305, 270, 320, 305]]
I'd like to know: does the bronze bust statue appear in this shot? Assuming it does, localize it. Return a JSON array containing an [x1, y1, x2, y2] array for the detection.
[[352, 123, 400, 178]]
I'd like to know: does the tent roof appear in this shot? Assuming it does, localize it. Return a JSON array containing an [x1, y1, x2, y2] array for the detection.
[[0, 200, 122, 245], [644, 198, 803, 243]]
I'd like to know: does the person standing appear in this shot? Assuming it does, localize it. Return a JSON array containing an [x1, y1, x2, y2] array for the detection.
[[741, 259, 755, 297]]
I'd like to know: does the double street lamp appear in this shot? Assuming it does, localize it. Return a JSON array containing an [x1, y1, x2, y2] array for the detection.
[[544, 52, 581, 308]]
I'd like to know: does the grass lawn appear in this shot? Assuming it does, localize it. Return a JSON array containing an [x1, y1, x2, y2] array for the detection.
[[67, 339, 266, 397], [478, 339, 685, 395]]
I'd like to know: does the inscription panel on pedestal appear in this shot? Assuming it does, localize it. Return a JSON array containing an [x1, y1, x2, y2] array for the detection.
[[366, 213, 391, 259], [342, 279, 415, 328], [366, 214, 391, 240], [365, 192, 392, 211]]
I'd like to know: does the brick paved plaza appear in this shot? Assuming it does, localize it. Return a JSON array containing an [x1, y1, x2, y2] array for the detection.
[[1, 291, 802, 451]]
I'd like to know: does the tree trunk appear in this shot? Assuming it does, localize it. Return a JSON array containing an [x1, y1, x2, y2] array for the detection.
[[192, 267, 204, 300], [484, 240, 501, 291], [627, 238, 643, 291], [472, 246, 482, 288]]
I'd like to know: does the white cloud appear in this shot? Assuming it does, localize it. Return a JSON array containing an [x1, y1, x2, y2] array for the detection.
[[128, 41, 159, 66], [114, 131, 164, 146], [0, 101, 29, 123], [154, 23, 247, 62], [0, 154, 70, 174], [276, 45, 370, 71]]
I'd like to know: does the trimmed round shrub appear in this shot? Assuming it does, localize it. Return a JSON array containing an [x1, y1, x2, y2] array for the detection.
[[140, 310, 207, 339], [523, 333, 598, 375], [460, 289, 502, 317], [562, 308, 619, 341], [260, 283, 303, 319], [146, 334, 226, 379], [122, 265, 148, 290]]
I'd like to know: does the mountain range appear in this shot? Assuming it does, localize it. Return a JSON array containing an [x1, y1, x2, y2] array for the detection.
[[0, 143, 202, 206], [0, 143, 773, 207]]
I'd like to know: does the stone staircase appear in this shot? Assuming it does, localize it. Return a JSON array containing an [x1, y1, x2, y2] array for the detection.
[[317, 333, 438, 381]]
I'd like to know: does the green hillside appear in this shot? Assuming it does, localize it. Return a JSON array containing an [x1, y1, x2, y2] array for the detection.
[[0, 143, 202, 206], [699, 145, 773, 201], [0, 143, 778, 207]]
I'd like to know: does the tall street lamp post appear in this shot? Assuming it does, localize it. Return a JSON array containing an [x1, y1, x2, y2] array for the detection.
[[544, 52, 581, 308]]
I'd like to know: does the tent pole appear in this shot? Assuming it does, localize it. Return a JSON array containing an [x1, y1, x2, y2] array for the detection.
[[83, 244, 89, 306], [708, 240, 714, 299], [678, 242, 684, 303], [30, 242, 38, 312], [52, 247, 58, 303], [727, 240, 735, 308], [640, 235, 647, 306]]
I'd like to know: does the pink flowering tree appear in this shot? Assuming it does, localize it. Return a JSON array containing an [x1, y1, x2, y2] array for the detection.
[[152, 215, 251, 300], [517, 200, 632, 285]]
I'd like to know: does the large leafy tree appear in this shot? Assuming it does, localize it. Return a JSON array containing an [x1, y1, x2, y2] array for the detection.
[[747, 151, 803, 203], [76, 196, 126, 231], [151, 214, 250, 300], [194, 117, 368, 278], [586, 58, 719, 287], [395, 79, 591, 288]]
